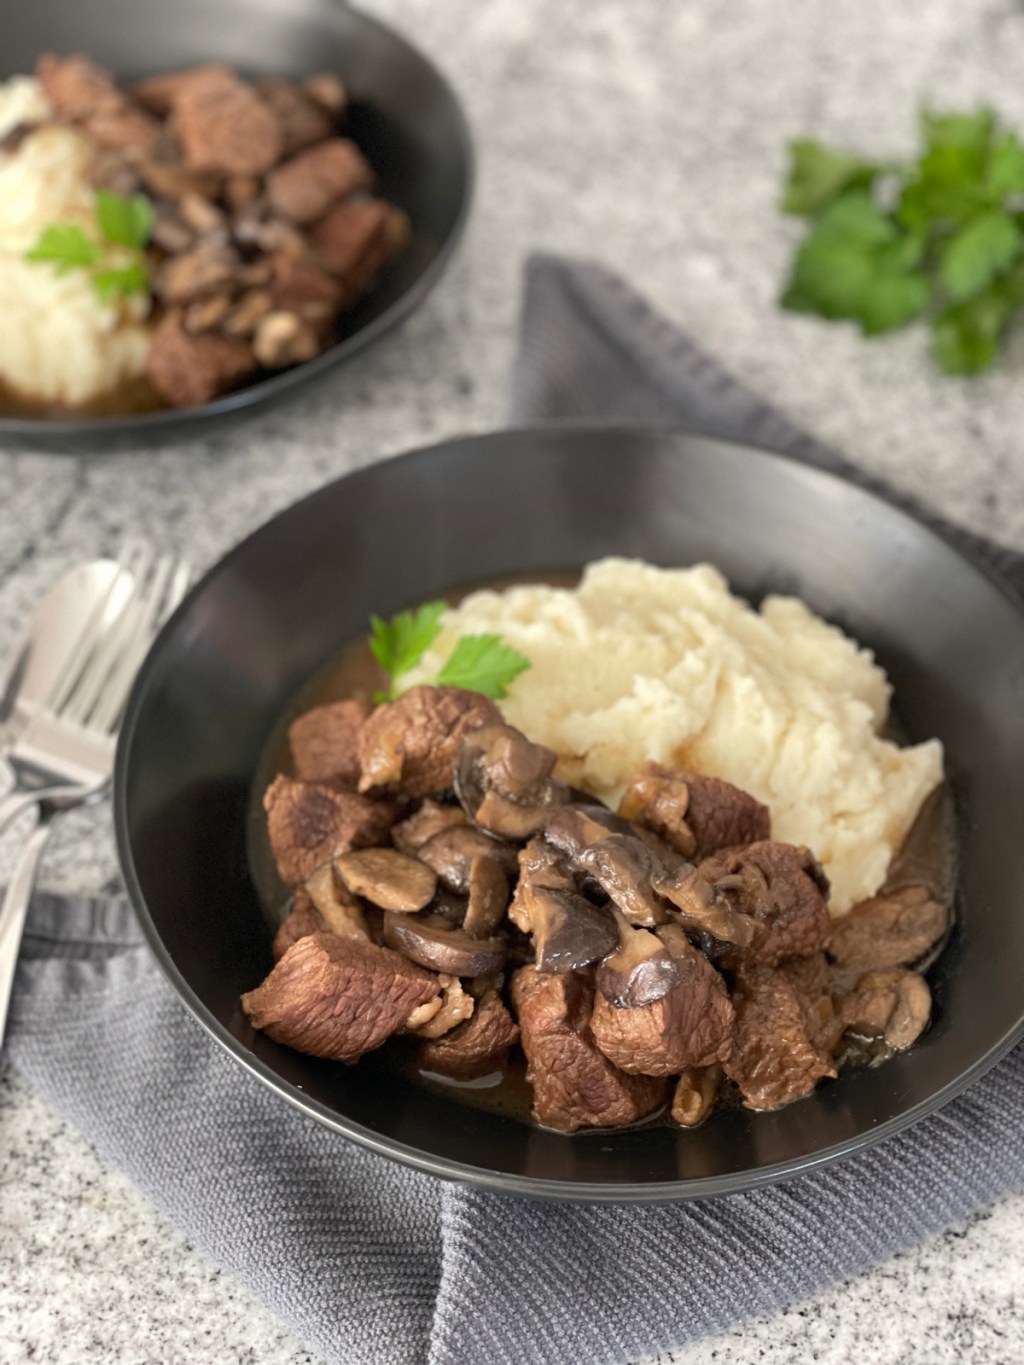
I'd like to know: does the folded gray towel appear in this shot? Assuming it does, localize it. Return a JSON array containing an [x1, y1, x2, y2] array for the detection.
[[7, 256, 1024, 1365]]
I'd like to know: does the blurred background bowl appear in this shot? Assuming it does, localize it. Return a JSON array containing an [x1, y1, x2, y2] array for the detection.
[[114, 426, 1024, 1202], [0, 0, 473, 452]]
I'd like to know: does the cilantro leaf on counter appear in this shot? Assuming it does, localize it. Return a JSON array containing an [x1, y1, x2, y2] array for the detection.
[[435, 635, 531, 699], [25, 223, 100, 274], [95, 189, 154, 250], [368, 604, 531, 703], [370, 601, 446, 683], [780, 106, 1024, 374]]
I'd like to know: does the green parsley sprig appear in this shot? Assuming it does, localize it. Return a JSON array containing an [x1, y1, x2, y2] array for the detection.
[[26, 189, 154, 306], [780, 110, 1024, 373], [369, 601, 530, 703]]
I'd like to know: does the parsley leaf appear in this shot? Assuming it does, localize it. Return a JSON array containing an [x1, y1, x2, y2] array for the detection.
[[921, 108, 995, 154], [940, 208, 1020, 302], [369, 601, 446, 687], [25, 223, 100, 274], [933, 287, 1013, 373], [986, 131, 1024, 196], [781, 139, 878, 217], [434, 635, 531, 699], [95, 189, 154, 249], [92, 262, 150, 305]]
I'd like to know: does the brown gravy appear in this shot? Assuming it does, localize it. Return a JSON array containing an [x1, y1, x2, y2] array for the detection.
[[0, 373, 166, 421], [247, 573, 954, 1131]]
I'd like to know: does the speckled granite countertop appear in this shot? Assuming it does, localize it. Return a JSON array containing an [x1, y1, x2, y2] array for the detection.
[[2, 1, 1024, 1360]]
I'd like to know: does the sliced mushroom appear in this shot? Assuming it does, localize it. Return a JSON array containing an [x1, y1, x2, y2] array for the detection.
[[454, 723, 568, 838], [416, 825, 516, 893], [656, 863, 757, 948], [671, 1065, 722, 1127], [596, 911, 683, 1008], [543, 803, 633, 860], [334, 848, 436, 913], [253, 310, 319, 367], [839, 968, 931, 1051], [576, 834, 668, 927], [304, 862, 369, 940], [382, 912, 507, 976], [828, 884, 949, 973], [222, 289, 274, 337], [407, 974, 475, 1040], [509, 838, 618, 971], [392, 799, 468, 856], [464, 856, 510, 938]]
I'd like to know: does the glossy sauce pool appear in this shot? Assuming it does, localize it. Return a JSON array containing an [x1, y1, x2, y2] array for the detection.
[[246, 574, 956, 1131]]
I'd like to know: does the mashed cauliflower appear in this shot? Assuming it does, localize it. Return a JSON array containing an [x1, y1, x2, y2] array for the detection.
[[0, 76, 151, 408], [407, 559, 944, 915]]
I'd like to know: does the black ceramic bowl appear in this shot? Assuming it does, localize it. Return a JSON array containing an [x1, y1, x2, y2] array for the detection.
[[0, 0, 472, 452], [115, 426, 1024, 1201]]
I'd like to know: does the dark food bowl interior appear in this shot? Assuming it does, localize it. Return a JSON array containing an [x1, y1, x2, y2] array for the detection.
[[115, 427, 1024, 1201], [0, 0, 471, 451]]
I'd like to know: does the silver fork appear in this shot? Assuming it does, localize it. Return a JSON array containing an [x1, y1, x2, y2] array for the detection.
[[0, 547, 190, 1042]]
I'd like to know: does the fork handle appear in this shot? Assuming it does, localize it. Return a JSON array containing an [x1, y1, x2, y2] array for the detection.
[[0, 807, 50, 1048]]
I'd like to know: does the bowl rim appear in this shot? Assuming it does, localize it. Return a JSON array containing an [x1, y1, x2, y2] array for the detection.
[[0, 2, 475, 444], [114, 423, 1024, 1203]]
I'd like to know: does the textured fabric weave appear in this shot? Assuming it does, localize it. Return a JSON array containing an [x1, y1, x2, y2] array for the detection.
[[7, 255, 1024, 1365]]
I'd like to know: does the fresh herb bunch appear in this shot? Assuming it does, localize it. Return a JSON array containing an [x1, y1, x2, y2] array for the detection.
[[780, 110, 1024, 373], [369, 602, 530, 703], [26, 189, 154, 306]]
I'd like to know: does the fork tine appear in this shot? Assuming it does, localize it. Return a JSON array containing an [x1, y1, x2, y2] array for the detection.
[[91, 556, 190, 733], [60, 544, 157, 726], [44, 558, 136, 715]]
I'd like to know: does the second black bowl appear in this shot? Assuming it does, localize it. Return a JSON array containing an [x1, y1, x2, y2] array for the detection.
[[0, 0, 472, 451]]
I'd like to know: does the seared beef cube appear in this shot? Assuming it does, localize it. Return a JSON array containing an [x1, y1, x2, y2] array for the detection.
[[723, 963, 836, 1110], [145, 313, 254, 409], [392, 800, 468, 855], [619, 762, 770, 858], [590, 928, 733, 1076], [271, 888, 324, 961], [455, 723, 567, 838], [242, 932, 438, 1063], [263, 774, 397, 885], [417, 990, 519, 1079], [309, 196, 390, 276], [132, 65, 233, 114], [357, 685, 501, 798], [511, 968, 666, 1132], [36, 53, 121, 119], [288, 697, 370, 787], [696, 841, 832, 966], [268, 251, 341, 327], [828, 885, 948, 972], [510, 838, 617, 971], [838, 968, 931, 1050], [266, 139, 374, 224], [343, 206, 410, 294], [777, 953, 844, 1054], [257, 78, 335, 155], [83, 106, 160, 152], [175, 69, 282, 176]]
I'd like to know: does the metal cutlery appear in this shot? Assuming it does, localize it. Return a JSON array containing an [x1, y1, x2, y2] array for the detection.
[[0, 546, 190, 1043]]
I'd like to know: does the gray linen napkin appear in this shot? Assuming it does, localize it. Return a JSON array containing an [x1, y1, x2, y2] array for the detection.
[[7, 255, 1024, 1365]]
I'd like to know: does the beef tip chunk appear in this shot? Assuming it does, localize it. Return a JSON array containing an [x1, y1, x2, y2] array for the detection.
[[257, 78, 336, 155], [417, 989, 519, 1079], [309, 196, 390, 277], [357, 685, 501, 798], [828, 885, 949, 972], [271, 888, 324, 960], [83, 106, 161, 152], [509, 838, 617, 971], [263, 774, 397, 885], [268, 251, 341, 327], [288, 697, 371, 787], [455, 723, 568, 838], [511, 968, 666, 1133], [266, 139, 374, 224], [132, 65, 234, 114], [723, 963, 837, 1111], [392, 799, 468, 855], [576, 834, 668, 927], [838, 968, 931, 1051], [777, 953, 844, 1054], [671, 1065, 722, 1127], [694, 841, 832, 966], [242, 932, 438, 1063], [145, 312, 254, 409], [175, 69, 282, 176], [36, 53, 121, 119], [619, 762, 770, 859], [591, 926, 733, 1076]]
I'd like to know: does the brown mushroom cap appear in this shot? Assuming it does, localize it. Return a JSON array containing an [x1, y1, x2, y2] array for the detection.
[[454, 723, 568, 837], [656, 864, 758, 948], [463, 856, 510, 938], [382, 912, 507, 976], [335, 848, 436, 913], [304, 863, 369, 940], [596, 915, 683, 1008], [576, 834, 669, 927]]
